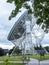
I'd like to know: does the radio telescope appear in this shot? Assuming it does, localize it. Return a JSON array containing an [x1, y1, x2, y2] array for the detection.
[[6, 0, 47, 55], [7, 7, 35, 54], [8, 7, 45, 55]]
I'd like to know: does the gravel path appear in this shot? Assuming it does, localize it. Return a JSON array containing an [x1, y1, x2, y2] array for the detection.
[[26, 58, 49, 65]]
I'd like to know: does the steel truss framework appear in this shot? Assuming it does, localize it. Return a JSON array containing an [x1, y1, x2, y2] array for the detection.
[[8, 8, 45, 55]]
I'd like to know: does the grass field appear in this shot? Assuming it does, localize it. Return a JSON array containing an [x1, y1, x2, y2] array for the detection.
[[0, 56, 22, 61], [0, 63, 25, 65], [25, 54, 49, 61], [0, 55, 49, 65], [0, 54, 49, 61]]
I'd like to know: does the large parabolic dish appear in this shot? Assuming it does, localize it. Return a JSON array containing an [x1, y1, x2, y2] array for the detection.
[[8, 8, 28, 41]]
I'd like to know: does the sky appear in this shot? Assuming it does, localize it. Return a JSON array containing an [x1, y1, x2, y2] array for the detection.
[[0, 0, 49, 49]]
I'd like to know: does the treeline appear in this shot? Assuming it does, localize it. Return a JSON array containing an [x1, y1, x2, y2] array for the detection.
[[34, 45, 49, 53], [0, 45, 49, 56], [9, 46, 22, 56], [0, 46, 22, 56], [44, 46, 49, 52], [0, 48, 9, 56]]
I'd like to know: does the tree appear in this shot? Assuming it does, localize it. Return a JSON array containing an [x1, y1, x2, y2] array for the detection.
[[34, 44, 43, 50], [0, 48, 4, 56], [7, 0, 49, 32], [44, 46, 49, 52], [9, 48, 13, 55], [9, 46, 22, 55], [13, 46, 22, 55], [34, 0, 49, 32], [34, 45, 39, 50]]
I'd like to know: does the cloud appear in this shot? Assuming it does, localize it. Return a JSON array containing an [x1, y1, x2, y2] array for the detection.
[[0, 0, 15, 47], [41, 33, 49, 45], [42, 44, 49, 47], [0, 0, 15, 18], [0, 44, 14, 49], [0, 0, 49, 49]]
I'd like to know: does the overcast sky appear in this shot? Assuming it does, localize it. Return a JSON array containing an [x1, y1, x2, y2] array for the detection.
[[0, 0, 49, 49]]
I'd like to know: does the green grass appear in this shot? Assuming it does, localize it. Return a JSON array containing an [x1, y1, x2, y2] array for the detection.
[[25, 54, 49, 61], [0, 56, 22, 61], [0, 54, 49, 61], [0, 63, 25, 65], [0, 55, 49, 65]]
